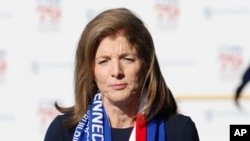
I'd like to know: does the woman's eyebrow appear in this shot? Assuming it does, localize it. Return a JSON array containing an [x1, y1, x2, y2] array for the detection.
[[95, 55, 110, 60]]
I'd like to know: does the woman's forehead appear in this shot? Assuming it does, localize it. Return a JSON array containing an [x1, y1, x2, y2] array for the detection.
[[96, 35, 136, 56]]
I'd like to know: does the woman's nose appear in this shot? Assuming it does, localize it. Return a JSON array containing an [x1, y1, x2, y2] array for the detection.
[[111, 61, 124, 79]]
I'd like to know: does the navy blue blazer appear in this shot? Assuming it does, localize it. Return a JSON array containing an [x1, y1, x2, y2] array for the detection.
[[44, 114, 199, 141]]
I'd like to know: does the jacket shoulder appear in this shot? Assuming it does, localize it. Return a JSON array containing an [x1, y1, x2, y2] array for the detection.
[[44, 114, 75, 141], [165, 114, 199, 141]]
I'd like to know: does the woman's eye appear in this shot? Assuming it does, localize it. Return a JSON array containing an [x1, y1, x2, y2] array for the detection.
[[124, 57, 135, 62], [98, 60, 107, 64]]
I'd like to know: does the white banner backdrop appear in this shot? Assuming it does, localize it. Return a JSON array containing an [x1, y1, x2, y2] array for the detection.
[[1, 0, 250, 140]]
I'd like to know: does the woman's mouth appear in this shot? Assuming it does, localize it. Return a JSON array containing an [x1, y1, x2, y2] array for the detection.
[[110, 83, 127, 90]]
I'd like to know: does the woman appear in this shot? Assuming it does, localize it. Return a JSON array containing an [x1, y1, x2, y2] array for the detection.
[[44, 8, 199, 141]]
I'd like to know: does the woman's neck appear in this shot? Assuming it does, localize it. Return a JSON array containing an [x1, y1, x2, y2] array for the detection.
[[103, 95, 140, 128]]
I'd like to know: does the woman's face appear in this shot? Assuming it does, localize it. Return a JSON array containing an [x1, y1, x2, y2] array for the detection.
[[94, 35, 142, 104]]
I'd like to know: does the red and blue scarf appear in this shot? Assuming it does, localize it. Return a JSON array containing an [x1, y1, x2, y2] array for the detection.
[[73, 93, 166, 141]]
